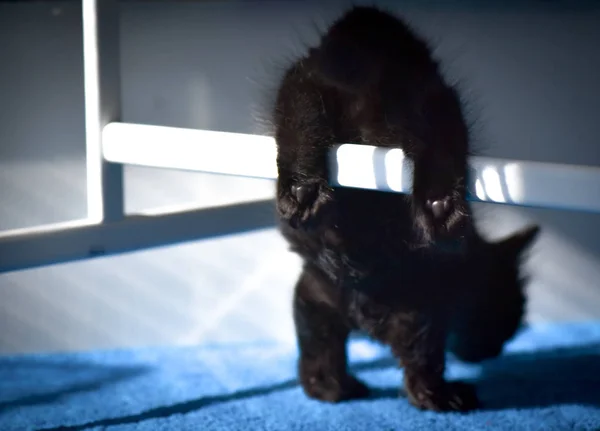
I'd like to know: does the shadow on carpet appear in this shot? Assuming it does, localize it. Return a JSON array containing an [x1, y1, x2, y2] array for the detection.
[[1, 323, 600, 431]]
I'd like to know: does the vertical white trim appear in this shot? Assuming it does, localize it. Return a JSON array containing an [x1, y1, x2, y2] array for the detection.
[[82, 0, 124, 223]]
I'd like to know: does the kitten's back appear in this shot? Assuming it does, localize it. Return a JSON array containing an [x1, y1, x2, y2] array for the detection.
[[307, 6, 439, 95]]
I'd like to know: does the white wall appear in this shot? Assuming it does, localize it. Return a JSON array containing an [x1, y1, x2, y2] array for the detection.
[[0, 0, 599, 355]]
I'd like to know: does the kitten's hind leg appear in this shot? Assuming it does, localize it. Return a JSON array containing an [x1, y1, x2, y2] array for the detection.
[[410, 148, 469, 242], [274, 66, 336, 230], [409, 85, 471, 241], [277, 171, 334, 230], [294, 266, 369, 402]]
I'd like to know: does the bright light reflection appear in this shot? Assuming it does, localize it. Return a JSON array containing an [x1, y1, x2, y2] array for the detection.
[[384, 148, 406, 192], [504, 162, 524, 203], [335, 144, 377, 190], [475, 178, 487, 201], [103, 123, 279, 179], [481, 165, 506, 203]]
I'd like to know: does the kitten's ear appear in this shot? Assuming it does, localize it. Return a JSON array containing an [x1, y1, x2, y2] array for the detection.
[[493, 225, 540, 258]]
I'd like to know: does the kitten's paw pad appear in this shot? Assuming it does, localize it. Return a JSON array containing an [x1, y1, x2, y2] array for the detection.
[[302, 374, 370, 403], [277, 179, 333, 228], [408, 381, 479, 412]]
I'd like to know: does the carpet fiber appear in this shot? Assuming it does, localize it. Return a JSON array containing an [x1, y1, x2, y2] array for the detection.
[[1, 322, 600, 431]]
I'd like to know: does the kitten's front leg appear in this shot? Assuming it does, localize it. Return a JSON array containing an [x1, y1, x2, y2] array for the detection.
[[294, 267, 369, 402], [390, 311, 479, 412]]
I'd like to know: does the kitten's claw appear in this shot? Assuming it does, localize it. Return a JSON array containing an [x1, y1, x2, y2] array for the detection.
[[407, 381, 479, 412], [277, 178, 333, 229], [426, 198, 452, 221], [302, 373, 370, 403], [414, 194, 467, 241], [292, 183, 316, 206]]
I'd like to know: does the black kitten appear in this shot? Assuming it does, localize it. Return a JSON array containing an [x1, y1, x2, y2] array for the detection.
[[272, 6, 539, 412]]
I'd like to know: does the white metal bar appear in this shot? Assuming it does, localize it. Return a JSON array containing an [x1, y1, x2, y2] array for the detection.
[[333, 145, 600, 214], [4, 119, 597, 273], [0, 200, 275, 274], [103, 122, 600, 214], [102, 122, 279, 179], [83, 0, 124, 223]]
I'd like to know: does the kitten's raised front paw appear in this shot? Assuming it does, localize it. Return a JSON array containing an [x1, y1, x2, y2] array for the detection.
[[407, 381, 479, 412], [301, 373, 370, 403], [277, 178, 333, 229]]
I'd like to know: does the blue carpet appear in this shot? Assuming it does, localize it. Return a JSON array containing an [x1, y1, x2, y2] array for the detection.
[[1, 322, 600, 431]]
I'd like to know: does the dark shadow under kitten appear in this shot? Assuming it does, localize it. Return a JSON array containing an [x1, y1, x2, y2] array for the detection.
[[271, 6, 539, 412]]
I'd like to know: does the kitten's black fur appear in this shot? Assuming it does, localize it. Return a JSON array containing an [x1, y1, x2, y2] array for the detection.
[[272, 6, 539, 412]]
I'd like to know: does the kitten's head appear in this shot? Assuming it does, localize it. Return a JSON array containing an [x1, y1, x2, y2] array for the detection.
[[449, 224, 540, 362], [484, 224, 540, 296]]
